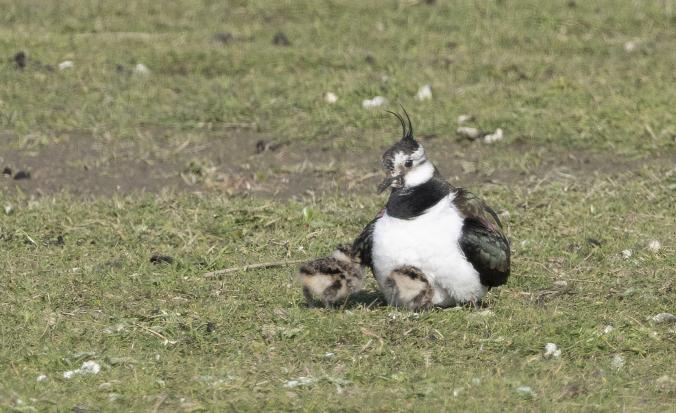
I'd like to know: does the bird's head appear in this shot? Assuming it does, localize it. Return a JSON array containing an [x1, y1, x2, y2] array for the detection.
[[377, 109, 435, 193]]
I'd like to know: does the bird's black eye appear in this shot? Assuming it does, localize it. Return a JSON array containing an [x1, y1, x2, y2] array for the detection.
[[404, 160, 413, 168]]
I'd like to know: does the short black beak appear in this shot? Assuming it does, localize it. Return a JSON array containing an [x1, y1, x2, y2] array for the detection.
[[377, 176, 396, 193]]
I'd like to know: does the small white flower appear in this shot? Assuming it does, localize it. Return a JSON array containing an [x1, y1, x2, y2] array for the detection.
[[324, 92, 338, 104], [362, 96, 387, 109], [415, 84, 432, 101], [58, 60, 74, 70], [543, 343, 561, 359]]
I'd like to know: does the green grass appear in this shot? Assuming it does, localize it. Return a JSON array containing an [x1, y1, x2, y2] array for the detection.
[[1, 0, 675, 411], [1, 169, 674, 411], [1, 0, 675, 153]]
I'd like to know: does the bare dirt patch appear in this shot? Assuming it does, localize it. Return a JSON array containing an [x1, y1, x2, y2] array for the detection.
[[0, 129, 669, 199]]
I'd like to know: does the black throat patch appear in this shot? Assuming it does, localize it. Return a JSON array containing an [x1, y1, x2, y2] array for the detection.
[[385, 177, 451, 219]]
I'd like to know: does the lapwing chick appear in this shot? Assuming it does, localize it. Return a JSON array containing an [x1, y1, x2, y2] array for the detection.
[[383, 265, 434, 310], [351, 109, 510, 309], [298, 245, 364, 307]]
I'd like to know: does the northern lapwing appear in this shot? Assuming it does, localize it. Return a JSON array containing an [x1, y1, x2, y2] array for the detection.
[[352, 109, 510, 309], [298, 245, 364, 307]]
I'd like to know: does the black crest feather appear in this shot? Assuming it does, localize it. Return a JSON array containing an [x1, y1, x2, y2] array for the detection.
[[401, 105, 414, 141], [386, 106, 414, 141]]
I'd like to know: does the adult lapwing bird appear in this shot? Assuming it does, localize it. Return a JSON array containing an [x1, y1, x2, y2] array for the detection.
[[298, 245, 364, 307], [352, 110, 510, 309]]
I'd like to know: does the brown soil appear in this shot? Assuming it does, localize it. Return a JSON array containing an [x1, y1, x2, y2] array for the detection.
[[0, 129, 668, 199]]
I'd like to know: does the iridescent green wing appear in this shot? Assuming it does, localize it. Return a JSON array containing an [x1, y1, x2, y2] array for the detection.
[[454, 188, 510, 287]]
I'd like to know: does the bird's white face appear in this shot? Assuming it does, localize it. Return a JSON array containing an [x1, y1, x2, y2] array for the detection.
[[379, 145, 433, 192], [397, 146, 436, 188]]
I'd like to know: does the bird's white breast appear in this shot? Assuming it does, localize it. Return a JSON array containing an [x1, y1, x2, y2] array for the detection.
[[372, 194, 487, 306]]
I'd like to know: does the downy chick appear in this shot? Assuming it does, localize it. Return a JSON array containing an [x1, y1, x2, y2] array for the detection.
[[298, 245, 364, 307]]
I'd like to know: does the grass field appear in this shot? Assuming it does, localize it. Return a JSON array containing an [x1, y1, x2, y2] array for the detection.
[[1, 1, 675, 411]]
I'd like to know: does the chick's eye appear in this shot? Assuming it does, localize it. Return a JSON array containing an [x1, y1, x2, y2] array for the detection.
[[404, 160, 413, 168]]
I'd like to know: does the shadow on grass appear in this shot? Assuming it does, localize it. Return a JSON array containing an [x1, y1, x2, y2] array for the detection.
[[300, 290, 387, 310], [344, 290, 387, 309]]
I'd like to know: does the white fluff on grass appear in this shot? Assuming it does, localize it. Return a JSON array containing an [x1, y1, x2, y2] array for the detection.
[[469, 310, 494, 319], [133, 63, 150, 75], [362, 96, 387, 109], [544, 343, 561, 359], [650, 313, 676, 324], [611, 354, 625, 370], [624, 40, 638, 52], [324, 92, 338, 103], [515, 386, 536, 397], [103, 323, 126, 334], [284, 376, 315, 388], [483, 128, 504, 143], [457, 126, 480, 139], [457, 114, 474, 124], [58, 60, 74, 70], [37, 374, 48, 382], [415, 84, 432, 101], [63, 360, 101, 379], [621, 249, 632, 259], [647, 240, 661, 253]]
